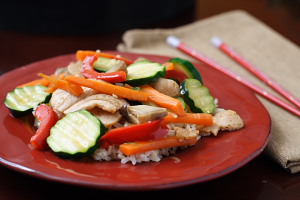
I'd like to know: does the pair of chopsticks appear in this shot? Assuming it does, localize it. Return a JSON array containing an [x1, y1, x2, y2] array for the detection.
[[166, 36, 300, 117]]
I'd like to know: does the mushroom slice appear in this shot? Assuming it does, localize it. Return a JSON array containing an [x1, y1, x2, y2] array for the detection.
[[90, 108, 122, 128], [151, 78, 180, 97], [121, 105, 168, 124]]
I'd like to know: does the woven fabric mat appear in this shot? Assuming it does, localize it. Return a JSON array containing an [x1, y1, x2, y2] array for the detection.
[[117, 10, 300, 173]]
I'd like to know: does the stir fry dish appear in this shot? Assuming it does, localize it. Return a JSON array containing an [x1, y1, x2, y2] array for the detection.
[[4, 50, 244, 165]]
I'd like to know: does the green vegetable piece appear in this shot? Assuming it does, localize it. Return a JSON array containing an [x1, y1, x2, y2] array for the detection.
[[47, 109, 106, 159], [4, 85, 51, 118], [125, 61, 166, 86], [180, 78, 215, 114], [168, 58, 203, 84], [175, 96, 187, 111], [93, 57, 120, 72]]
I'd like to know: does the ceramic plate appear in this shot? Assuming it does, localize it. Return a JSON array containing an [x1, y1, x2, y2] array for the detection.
[[0, 52, 271, 191]]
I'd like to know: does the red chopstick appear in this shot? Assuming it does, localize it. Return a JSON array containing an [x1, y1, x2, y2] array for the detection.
[[211, 36, 300, 109], [166, 36, 300, 117]]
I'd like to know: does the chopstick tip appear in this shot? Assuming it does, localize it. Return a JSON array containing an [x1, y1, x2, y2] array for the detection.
[[211, 36, 222, 47], [166, 36, 181, 48]]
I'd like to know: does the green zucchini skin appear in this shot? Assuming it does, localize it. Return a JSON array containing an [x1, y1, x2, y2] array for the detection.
[[175, 96, 187, 111], [4, 85, 51, 118], [125, 61, 166, 86], [168, 58, 203, 84], [180, 79, 215, 114], [47, 110, 106, 159]]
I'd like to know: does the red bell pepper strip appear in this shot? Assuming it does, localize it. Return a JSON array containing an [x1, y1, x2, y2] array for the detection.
[[165, 70, 187, 83], [30, 104, 58, 150], [81, 55, 127, 83], [99, 119, 169, 148]]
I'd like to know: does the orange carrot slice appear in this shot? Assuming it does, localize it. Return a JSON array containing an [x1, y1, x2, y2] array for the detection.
[[163, 62, 174, 71], [38, 73, 83, 96], [44, 73, 66, 93], [17, 78, 51, 88], [164, 112, 213, 126], [18, 73, 66, 88], [65, 75, 148, 102], [119, 136, 198, 156], [45, 85, 57, 93], [140, 85, 186, 116]]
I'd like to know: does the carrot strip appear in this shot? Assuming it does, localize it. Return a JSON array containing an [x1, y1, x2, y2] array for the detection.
[[140, 85, 186, 116], [44, 73, 66, 93], [17, 78, 51, 88], [18, 73, 66, 88], [56, 73, 67, 79], [119, 136, 198, 156], [164, 112, 213, 126], [163, 62, 174, 71], [45, 85, 57, 93], [76, 50, 133, 65], [38, 73, 83, 96], [65, 75, 148, 101]]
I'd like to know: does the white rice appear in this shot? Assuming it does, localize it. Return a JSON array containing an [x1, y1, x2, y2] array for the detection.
[[92, 144, 187, 165]]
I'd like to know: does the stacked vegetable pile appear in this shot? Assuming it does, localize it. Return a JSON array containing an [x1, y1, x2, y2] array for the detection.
[[4, 50, 238, 163]]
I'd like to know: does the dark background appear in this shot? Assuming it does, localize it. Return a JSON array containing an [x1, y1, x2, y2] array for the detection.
[[0, 0, 195, 33], [1, 0, 299, 73]]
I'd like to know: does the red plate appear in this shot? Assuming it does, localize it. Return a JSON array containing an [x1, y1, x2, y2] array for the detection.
[[0, 52, 271, 191]]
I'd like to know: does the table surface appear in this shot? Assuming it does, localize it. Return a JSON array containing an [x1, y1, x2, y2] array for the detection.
[[1, 0, 300, 199]]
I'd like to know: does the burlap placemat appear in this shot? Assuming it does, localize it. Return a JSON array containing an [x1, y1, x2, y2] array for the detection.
[[117, 10, 300, 173]]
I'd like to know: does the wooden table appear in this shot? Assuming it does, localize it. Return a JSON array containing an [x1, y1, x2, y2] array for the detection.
[[1, 0, 300, 199]]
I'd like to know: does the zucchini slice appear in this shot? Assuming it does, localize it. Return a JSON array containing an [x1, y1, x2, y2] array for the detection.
[[180, 79, 215, 114], [125, 61, 166, 86], [4, 85, 51, 118], [93, 57, 120, 72], [168, 58, 203, 84], [47, 109, 106, 159]]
